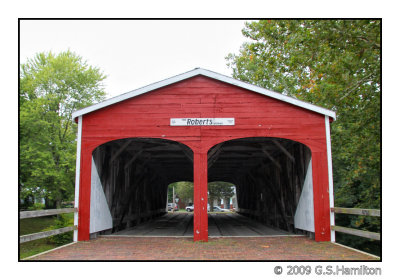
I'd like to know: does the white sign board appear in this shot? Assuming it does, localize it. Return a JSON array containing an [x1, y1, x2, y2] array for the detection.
[[170, 118, 235, 126]]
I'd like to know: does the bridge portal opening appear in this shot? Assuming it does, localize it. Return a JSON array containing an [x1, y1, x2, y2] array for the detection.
[[90, 138, 193, 237], [207, 181, 236, 212], [88, 137, 314, 238], [168, 181, 194, 212], [208, 137, 314, 237]]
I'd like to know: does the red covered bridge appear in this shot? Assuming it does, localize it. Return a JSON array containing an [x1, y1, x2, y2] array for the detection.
[[72, 68, 336, 242]]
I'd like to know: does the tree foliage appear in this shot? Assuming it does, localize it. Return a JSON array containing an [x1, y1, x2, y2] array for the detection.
[[208, 181, 235, 211], [172, 181, 234, 211], [19, 51, 107, 208], [171, 181, 194, 205], [226, 20, 380, 254]]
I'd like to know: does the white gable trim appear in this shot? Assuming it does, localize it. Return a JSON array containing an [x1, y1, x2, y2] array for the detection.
[[72, 68, 336, 120]]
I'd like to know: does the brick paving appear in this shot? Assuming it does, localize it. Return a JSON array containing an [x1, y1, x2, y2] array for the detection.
[[27, 236, 379, 261]]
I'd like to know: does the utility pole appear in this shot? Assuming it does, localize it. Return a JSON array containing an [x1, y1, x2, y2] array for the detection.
[[173, 185, 176, 212]]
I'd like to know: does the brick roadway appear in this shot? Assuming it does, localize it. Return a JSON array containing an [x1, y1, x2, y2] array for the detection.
[[28, 236, 379, 261]]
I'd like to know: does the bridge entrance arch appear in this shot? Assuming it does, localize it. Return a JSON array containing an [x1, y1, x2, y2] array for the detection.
[[87, 138, 193, 237], [73, 68, 336, 242], [208, 137, 314, 236]]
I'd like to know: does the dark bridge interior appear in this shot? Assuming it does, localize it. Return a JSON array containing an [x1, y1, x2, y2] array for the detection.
[[92, 138, 193, 233], [208, 138, 311, 232], [92, 137, 312, 236]]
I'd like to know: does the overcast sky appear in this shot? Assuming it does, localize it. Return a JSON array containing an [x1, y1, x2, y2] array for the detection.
[[20, 20, 251, 98]]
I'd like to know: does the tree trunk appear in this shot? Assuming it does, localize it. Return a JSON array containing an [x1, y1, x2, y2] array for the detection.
[[209, 197, 214, 212]]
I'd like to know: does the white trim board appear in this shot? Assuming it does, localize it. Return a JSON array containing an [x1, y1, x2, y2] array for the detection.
[[72, 68, 336, 120], [326, 115, 336, 242], [73, 116, 82, 242]]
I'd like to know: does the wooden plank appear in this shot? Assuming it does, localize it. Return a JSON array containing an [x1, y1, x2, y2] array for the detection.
[[272, 140, 295, 162], [262, 148, 282, 170], [208, 148, 223, 168], [124, 150, 143, 169], [116, 208, 166, 224], [208, 143, 223, 160], [20, 208, 77, 219], [19, 226, 77, 243], [110, 139, 133, 163], [331, 225, 380, 240], [178, 143, 193, 163], [331, 207, 380, 217]]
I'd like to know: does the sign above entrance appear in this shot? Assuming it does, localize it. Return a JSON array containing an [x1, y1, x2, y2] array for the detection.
[[170, 118, 235, 126]]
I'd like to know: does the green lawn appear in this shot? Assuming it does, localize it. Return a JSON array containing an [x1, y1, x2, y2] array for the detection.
[[19, 213, 74, 259]]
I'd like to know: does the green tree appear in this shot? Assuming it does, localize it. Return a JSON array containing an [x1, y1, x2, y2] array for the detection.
[[172, 181, 194, 205], [226, 20, 380, 254], [172, 181, 234, 211], [167, 184, 174, 203], [20, 51, 107, 208], [208, 181, 234, 211]]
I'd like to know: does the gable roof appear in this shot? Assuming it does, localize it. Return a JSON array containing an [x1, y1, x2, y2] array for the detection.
[[72, 68, 336, 120]]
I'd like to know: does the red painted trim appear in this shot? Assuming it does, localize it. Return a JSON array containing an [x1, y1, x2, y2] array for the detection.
[[77, 140, 94, 241], [311, 151, 331, 242], [193, 152, 208, 241]]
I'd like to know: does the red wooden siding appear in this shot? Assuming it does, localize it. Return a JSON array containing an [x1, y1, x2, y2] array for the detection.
[[78, 75, 331, 242]]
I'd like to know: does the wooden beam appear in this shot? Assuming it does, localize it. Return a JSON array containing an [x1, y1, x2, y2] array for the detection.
[[262, 148, 282, 170], [208, 144, 224, 168], [20, 208, 77, 219], [110, 140, 133, 163], [222, 146, 264, 152], [272, 140, 295, 162], [178, 143, 193, 163], [124, 150, 143, 169], [261, 174, 291, 230], [117, 208, 166, 224], [331, 207, 380, 217], [20, 226, 77, 243], [208, 143, 223, 160], [208, 150, 223, 168], [331, 225, 380, 240]]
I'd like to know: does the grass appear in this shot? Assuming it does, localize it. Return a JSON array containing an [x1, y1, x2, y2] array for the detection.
[[19, 213, 74, 259]]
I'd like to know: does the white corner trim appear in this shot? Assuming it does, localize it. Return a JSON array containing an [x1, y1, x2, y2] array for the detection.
[[72, 68, 336, 120], [73, 116, 82, 242], [325, 115, 335, 242]]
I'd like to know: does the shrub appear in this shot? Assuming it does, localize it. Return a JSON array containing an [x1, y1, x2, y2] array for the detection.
[[45, 214, 73, 246], [27, 203, 45, 210]]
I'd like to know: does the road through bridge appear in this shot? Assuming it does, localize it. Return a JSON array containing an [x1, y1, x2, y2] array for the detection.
[[112, 212, 294, 237]]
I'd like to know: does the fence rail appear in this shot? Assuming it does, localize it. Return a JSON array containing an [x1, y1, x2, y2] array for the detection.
[[20, 208, 77, 219], [331, 207, 380, 217], [331, 207, 380, 241], [19, 208, 77, 244]]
